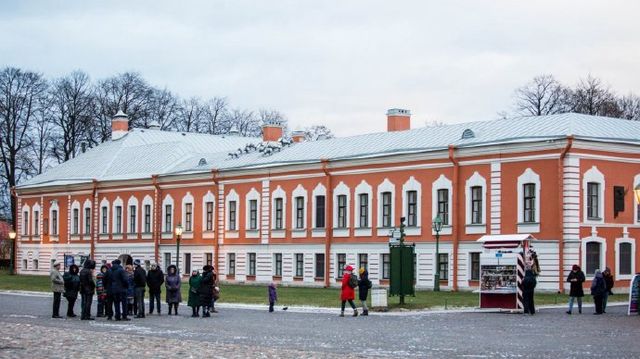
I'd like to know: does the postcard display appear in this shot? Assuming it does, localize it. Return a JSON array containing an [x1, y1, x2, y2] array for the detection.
[[479, 252, 521, 309]]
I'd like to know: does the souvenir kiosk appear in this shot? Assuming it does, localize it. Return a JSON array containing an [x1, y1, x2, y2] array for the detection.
[[476, 234, 535, 311]]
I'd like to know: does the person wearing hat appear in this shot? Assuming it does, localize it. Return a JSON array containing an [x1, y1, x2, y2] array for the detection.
[[110, 259, 130, 321], [63, 264, 81, 318], [133, 259, 147, 318], [566, 264, 585, 314], [357, 267, 372, 316], [79, 259, 96, 320], [50, 260, 64, 318], [340, 265, 358, 317], [146, 262, 164, 315], [199, 265, 214, 317]]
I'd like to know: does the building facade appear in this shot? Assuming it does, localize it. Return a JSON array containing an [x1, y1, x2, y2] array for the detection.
[[14, 110, 640, 292]]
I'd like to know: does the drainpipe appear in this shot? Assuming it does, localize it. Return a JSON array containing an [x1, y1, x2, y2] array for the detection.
[[212, 169, 220, 273], [10, 186, 17, 275], [558, 136, 573, 293], [322, 159, 333, 288], [448, 145, 460, 291], [90, 179, 98, 258], [152, 175, 161, 263]]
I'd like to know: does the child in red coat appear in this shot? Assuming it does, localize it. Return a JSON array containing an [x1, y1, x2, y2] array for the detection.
[[340, 265, 358, 317]]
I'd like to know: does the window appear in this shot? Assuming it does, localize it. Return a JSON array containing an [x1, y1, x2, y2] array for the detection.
[[523, 184, 536, 223], [295, 253, 304, 277], [228, 201, 237, 231], [185, 203, 193, 231], [84, 208, 90, 235], [184, 253, 191, 274], [22, 259, 27, 270], [249, 200, 258, 230], [246, 252, 255, 276], [129, 205, 137, 233], [23, 211, 29, 236], [585, 242, 601, 275], [115, 206, 122, 234], [51, 210, 58, 235], [587, 182, 600, 219], [33, 259, 39, 270], [315, 195, 325, 228], [274, 253, 282, 276], [274, 198, 283, 230], [206, 253, 213, 266], [34, 210, 40, 236], [315, 253, 325, 278], [406, 190, 417, 227], [382, 192, 392, 227], [619, 242, 632, 275], [144, 205, 151, 233], [295, 196, 304, 229], [164, 204, 172, 232], [337, 253, 346, 278], [382, 254, 390, 279], [439, 253, 449, 281], [470, 252, 480, 280], [337, 195, 347, 228], [72, 208, 79, 234], [205, 202, 214, 231], [359, 193, 369, 228], [358, 253, 368, 271], [437, 189, 449, 225], [471, 186, 482, 224], [101, 206, 108, 234], [228, 253, 236, 275], [164, 252, 172, 269]]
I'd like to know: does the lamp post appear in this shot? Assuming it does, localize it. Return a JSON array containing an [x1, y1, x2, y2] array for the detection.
[[8, 229, 16, 275], [432, 215, 443, 292], [634, 185, 640, 208], [174, 223, 183, 275]]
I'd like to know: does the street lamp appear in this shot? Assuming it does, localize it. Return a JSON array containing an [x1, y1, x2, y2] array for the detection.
[[634, 185, 640, 206], [8, 229, 16, 275], [432, 215, 443, 292], [174, 223, 183, 275]]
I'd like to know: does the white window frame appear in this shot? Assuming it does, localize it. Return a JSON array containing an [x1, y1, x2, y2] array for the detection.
[[49, 200, 60, 239], [21, 203, 30, 238], [615, 237, 635, 280], [126, 196, 139, 235], [312, 183, 327, 236], [181, 192, 194, 234], [271, 186, 287, 237], [82, 200, 91, 237], [162, 194, 174, 236], [225, 189, 240, 237], [32, 203, 41, 238], [517, 168, 541, 233], [333, 181, 350, 237], [581, 236, 606, 279], [291, 184, 308, 237], [100, 198, 110, 236], [70, 200, 81, 236], [112, 196, 124, 237], [142, 195, 154, 235], [402, 176, 422, 236], [202, 191, 215, 234], [355, 180, 373, 236], [465, 172, 487, 234], [583, 166, 605, 224], [245, 188, 261, 238], [377, 179, 395, 236], [431, 175, 453, 235]]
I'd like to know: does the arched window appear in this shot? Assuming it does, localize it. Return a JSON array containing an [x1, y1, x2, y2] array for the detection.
[[583, 166, 605, 224], [355, 180, 372, 236]]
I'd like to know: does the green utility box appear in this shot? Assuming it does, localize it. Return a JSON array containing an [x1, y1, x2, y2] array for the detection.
[[389, 243, 415, 298]]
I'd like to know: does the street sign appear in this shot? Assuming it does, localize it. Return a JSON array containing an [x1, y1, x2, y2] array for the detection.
[[495, 252, 503, 258]]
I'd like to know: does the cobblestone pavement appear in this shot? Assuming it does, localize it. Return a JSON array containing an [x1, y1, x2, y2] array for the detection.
[[1, 293, 639, 358]]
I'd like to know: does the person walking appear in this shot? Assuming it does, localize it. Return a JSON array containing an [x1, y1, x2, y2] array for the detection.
[[63, 264, 80, 318], [96, 265, 108, 317], [79, 259, 96, 320], [50, 261, 64, 319], [566, 264, 585, 314], [268, 282, 278, 313], [133, 259, 147, 318], [188, 270, 202, 317], [146, 262, 164, 315], [104, 263, 115, 320], [522, 268, 537, 315], [125, 265, 135, 316], [340, 265, 358, 317], [357, 268, 372, 316], [591, 269, 606, 315], [110, 259, 130, 321], [602, 267, 614, 313], [199, 265, 214, 317], [165, 265, 182, 315]]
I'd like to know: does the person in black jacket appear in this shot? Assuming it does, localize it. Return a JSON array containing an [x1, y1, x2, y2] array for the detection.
[[103, 263, 114, 320], [63, 264, 80, 318], [146, 262, 164, 315], [522, 269, 537, 315], [199, 265, 214, 318], [110, 259, 130, 321], [566, 264, 585, 314], [79, 259, 96, 320], [591, 269, 606, 315], [133, 259, 147, 318], [357, 268, 372, 316], [602, 267, 614, 313]]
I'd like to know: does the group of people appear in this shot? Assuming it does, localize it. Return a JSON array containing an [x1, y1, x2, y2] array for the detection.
[[338, 265, 372, 317], [49, 258, 220, 320], [565, 265, 615, 315]]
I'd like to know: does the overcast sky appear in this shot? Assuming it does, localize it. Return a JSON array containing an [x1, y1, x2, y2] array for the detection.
[[2, 1, 640, 136]]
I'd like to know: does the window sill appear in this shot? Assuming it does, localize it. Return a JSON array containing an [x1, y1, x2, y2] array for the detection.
[[293, 276, 304, 282], [271, 229, 286, 238], [432, 225, 452, 236], [202, 231, 215, 239], [333, 228, 350, 237], [312, 229, 326, 238], [376, 227, 393, 237], [112, 234, 123, 240], [292, 229, 307, 238], [49, 236, 59, 242], [246, 230, 260, 238], [517, 222, 540, 234], [314, 277, 325, 282], [225, 231, 239, 239], [246, 275, 256, 281], [141, 233, 152, 240], [272, 275, 282, 281], [161, 232, 173, 240], [404, 226, 421, 236], [354, 228, 372, 237], [70, 235, 81, 241], [465, 224, 486, 235]]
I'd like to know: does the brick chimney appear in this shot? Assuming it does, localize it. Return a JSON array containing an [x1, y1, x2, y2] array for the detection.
[[262, 121, 283, 142], [386, 108, 411, 132], [112, 110, 129, 140], [291, 130, 305, 143]]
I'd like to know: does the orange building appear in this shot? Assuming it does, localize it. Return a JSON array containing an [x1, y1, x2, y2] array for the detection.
[[14, 110, 639, 292]]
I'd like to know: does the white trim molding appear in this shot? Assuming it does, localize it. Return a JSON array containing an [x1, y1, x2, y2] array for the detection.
[[181, 192, 194, 234], [271, 185, 287, 238], [32, 202, 41, 239], [333, 181, 350, 237], [465, 171, 487, 235], [291, 184, 308, 237], [20, 203, 30, 238], [99, 198, 110, 236], [70, 200, 81, 236], [161, 194, 174, 237], [402, 176, 422, 236], [615, 236, 635, 280], [225, 189, 240, 237], [312, 183, 327, 231], [142, 195, 154, 235], [48, 200, 60, 241], [581, 235, 607, 279], [355, 180, 373, 237], [431, 174, 452, 235], [517, 168, 541, 233], [127, 196, 139, 235], [245, 188, 261, 238], [111, 196, 124, 238], [201, 191, 215, 236], [582, 166, 605, 224], [376, 178, 396, 236]]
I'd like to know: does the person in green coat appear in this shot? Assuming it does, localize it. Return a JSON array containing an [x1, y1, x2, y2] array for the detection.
[[188, 270, 202, 317]]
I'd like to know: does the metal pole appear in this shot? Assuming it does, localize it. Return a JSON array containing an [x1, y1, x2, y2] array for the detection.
[[176, 236, 181, 276], [434, 231, 440, 292], [8, 239, 14, 275]]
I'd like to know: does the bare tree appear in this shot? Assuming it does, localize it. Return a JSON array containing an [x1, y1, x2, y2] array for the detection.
[[617, 93, 640, 121], [514, 74, 568, 116], [229, 108, 260, 137], [176, 97, 205, 132], [0, 67, 48, 224], [148, 88, 180, 130], [303, 125, 334, 141], [569, 75, 621, 117], [202, 97, 230, 134], [28, 97, 54, 175]]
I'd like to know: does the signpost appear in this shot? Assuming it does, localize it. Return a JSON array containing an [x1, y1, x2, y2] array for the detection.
[[389, 217, 415, 305]]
